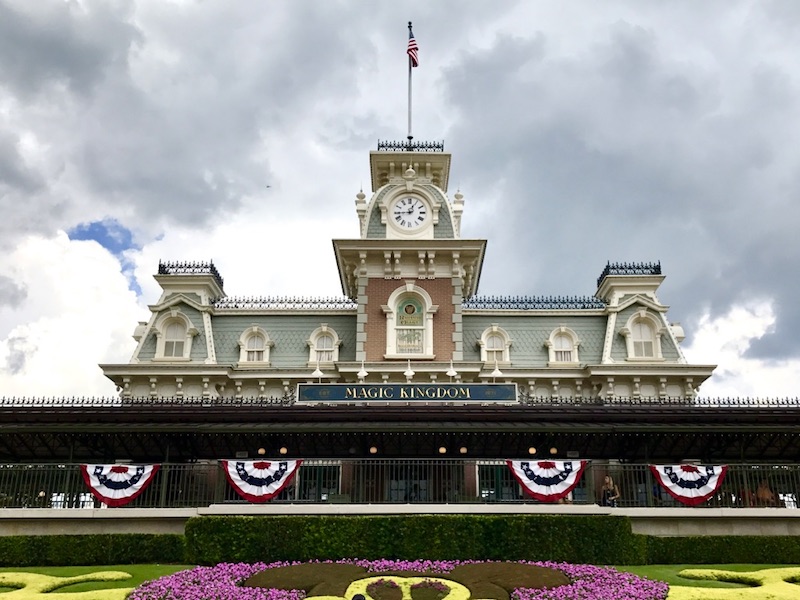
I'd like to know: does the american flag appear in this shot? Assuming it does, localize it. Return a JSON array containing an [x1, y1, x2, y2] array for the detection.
[[407, 27, 419, 67]]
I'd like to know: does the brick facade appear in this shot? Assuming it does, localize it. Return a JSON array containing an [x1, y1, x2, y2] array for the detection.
[[364, 278, 456, 361]]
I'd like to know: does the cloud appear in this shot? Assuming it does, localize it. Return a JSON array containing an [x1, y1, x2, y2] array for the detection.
[[0, 275, 26, 309], [0, 0, 140, 98], [0, 233, 143, 398], [684, 300, 800, 398], [0, 1, 798, 398]]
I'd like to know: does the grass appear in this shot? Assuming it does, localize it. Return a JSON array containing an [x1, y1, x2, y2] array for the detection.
[[0, 564, 192, 594], [618, 564, 791, 589]]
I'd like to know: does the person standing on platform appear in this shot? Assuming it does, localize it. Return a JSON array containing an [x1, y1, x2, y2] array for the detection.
[[600, 475, 621, 507]]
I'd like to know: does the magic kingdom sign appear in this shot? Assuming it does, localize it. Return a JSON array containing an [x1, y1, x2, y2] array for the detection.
[[296, 383, 518, 404]]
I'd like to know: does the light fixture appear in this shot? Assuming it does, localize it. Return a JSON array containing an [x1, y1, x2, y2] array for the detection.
[[459, 446, 468, 454], [446, 360, 457, 382], [528, 447, 537, 455], [438, 446, 447, 454], [549, 447, 558, 455], [369, 446, 378, 454], [491, 359, 503, 382], [279, 446, 288, 455], [311, 361, 324, 382], [404, 360, 415, 382], [257, 447, 266, 456], [357, 360, 368, 382]]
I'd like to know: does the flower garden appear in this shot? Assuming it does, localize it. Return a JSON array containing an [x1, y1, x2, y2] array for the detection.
[[128, 559, 669, 600], [3, 562, 800, 599]]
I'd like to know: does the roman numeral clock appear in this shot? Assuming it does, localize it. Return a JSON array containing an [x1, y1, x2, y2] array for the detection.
[[392, 196, 428, 229]]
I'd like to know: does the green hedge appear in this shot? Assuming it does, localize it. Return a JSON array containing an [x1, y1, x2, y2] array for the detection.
[[0, 533, 185, 566], [1, 518, 799, 567], [646, 535, 800, 564], [184, 515, 646, 565]]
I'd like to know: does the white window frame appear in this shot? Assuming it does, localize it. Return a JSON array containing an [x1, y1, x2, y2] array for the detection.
[[307, 324, 342, 366], [478, 324, 512, 365], [545, 326, 581, 366], [620, 309, 665, 361], [153, 309, 198, 361], [382, 282, 438, 359], [238, 326, 273, 365]]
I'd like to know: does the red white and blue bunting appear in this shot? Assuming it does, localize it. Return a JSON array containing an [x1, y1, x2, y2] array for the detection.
[[507, 459, 588, 503], [650, 464, 728, 506], [221, 460, 302, 503], [80, 464, 160, 507]]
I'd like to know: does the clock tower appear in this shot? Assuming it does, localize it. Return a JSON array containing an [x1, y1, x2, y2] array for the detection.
[[334, 140, 486, 369]]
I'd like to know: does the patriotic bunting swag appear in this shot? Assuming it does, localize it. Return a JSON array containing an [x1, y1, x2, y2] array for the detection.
[[222, 460, 302, 503], [650, 464, 728, 506], [80, 464, 160, 507], [507, 459, 588, 502]]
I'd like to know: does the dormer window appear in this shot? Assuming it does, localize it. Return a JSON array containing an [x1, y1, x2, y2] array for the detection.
[[245, 334, 266, 362], [164, 322, 186, 357], [154, 310, 198, 361], [238, 326, 273, 364], [546, 327, 580, 365], [632, 321, 655, 357], [620, 309, 665, 361], [307, 324, 341, 365], [479, 325, 511, 365]]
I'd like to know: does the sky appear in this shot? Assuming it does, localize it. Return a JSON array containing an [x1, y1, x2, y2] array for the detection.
[[0, 0, 798, 399]]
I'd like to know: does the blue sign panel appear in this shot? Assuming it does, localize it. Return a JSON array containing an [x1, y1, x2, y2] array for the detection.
[[296, 383, 518, 403]]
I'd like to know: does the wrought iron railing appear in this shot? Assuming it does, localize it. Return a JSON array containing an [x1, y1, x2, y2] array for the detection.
[[464, 296, 606, 310], [158, 260, 224, 290], [1, 396, 800, 408], [0, 461, 796, 509], [597, 261, 662, 287], [377, 140, 445, 152], [213, 296, 357, 310]]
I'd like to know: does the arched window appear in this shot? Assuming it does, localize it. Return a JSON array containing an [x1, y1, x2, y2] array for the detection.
[[307, 324, 341, 365], [478, 325, 511, 364], [245, 333, 266, 362], [164, 321, 186, 358], [154, 310, 198, 361], [620, 309, 665, 361], [546, 326, 580, 365], [631, 321, 655, 358], [396, 297, 424, 354], [383, 283, 438, 359], [238, 326, 273, 364]]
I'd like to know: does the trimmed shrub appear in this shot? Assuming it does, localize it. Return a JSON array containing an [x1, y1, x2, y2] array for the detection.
[[0, 533, 185, 566], [184, 514, 646, 565], [646, 535, 800, 564]]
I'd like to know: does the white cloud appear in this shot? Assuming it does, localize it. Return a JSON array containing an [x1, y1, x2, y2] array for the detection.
[[684, 300, 799, 398], [0, 232, 143, 397]]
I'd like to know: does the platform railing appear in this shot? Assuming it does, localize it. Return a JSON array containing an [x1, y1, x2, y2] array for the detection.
[[0, 461, 796, 509]]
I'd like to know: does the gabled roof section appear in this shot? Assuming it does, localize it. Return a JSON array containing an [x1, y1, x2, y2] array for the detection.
[[613, 293, 667, 313], [148, 293, 210, 313]]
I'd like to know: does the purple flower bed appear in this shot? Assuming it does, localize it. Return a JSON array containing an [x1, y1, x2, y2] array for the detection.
[[129, 559, 668, 600]]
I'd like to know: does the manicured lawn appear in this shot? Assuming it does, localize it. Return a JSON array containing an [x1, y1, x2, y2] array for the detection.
[[0, 564, 192, 593], [619, 564, 790, 589]]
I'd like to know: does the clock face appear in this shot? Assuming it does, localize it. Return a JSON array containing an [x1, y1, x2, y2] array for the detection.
[[392, 197, 428, 229]]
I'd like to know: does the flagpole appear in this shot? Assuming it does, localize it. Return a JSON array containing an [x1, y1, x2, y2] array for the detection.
[[407, 21, 413, 145]]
